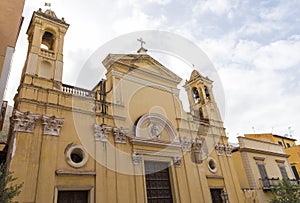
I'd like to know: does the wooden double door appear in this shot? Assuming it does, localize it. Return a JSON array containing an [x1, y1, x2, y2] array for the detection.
[[145, 161, 173, 203], [58, 191, 88, 203]]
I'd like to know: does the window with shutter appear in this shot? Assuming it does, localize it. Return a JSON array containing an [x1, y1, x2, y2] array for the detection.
[[257, 163, 270, 188], [279, 165, 289, 179]]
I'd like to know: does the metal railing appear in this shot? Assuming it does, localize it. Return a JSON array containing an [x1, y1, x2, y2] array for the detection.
[[259, 177, 279, 190], [259, 178, 299, 191]]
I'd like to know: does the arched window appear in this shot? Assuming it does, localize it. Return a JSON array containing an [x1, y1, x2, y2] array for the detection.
[[41, 31, 55, 50], [204, 86, 210, 100], [192, 87, 200, 103]]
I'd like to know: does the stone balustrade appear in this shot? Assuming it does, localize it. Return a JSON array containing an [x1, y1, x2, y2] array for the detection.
[[40, 48, 55, 59], [62, 84, 95, 98]]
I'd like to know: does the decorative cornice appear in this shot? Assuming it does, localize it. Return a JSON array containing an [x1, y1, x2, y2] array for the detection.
[[130, 137, 182, 149], [239, 147, 289, 158], [42, 115, 64, 136], [12, 110, 40, 133], [55, 170, 96, 176]]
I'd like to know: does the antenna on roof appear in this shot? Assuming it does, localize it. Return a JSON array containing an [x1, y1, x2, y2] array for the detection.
[[252, 126, 255, 133], [288, 126, 293, 138]]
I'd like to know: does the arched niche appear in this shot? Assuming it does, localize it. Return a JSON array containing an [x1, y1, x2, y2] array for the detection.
[[41, 30, 56, 50], [135, 113, 179, 143]]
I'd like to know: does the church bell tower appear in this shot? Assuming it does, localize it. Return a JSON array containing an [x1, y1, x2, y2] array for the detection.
[[184, 70, 223, 126], [22, 8, 69, 84]]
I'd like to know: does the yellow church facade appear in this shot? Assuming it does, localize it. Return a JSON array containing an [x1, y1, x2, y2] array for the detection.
[[6, 8, 244, 203]]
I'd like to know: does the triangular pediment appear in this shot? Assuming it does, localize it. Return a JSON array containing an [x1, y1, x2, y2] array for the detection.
[[103, 54, 182, 85]]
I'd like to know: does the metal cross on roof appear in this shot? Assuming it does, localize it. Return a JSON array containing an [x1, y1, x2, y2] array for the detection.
[[44, 2, 51, 8], [137, 38, 146, 48]]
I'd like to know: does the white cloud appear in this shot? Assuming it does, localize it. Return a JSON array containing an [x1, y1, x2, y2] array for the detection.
[[112, 10, 167, 33], [147, 0, 172, 5], [254, 37, 300, 70], [238, 21, 281, 36], [193, 0, 231, 16]]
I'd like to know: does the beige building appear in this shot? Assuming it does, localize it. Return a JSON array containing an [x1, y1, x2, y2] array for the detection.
[[0, 0, 25, 109], [6, 8, 244, 203], [232, 136, 296, 203], [245, 133, 300, 183]]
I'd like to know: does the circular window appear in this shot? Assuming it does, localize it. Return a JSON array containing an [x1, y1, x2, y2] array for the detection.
[[207, 157, 218, 173], [65, 144, 88, 168]]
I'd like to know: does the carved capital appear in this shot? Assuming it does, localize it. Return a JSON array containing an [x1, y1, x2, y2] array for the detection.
[[12, 110, 40, 133], [173, 156, 182, 168], [180, 137, 192, 152], [42, 115, 64, 136], [113, 127, 128, 144], [215, 143, 225, 156], [192, 136, 205, 152], [225, 144, 234, 156], [132, 153, 142, 165], [94, 123, 112, 142]]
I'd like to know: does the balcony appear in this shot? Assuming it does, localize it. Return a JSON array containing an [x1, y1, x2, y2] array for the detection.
[[259, 178, 299, 191], [288, 178, 299, 186], [259, 177, 279, 190]]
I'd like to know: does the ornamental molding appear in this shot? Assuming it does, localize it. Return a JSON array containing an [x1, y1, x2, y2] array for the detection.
[[42, 115, 64, 136], [180, 137, 192, 152], [191, 136, 205, 164], [215, 143, 225, 156], [173, 156, 182, 168], [192, 136, 205, 152], [135, 113, 179, 143], [113, 127, 128, 144], [12, 110, 40, 133], [93, 123, 112, 142], [132, 153, 143, 165]]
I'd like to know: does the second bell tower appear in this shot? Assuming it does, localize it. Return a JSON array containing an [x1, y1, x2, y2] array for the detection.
[[22, 8, 69, 84]]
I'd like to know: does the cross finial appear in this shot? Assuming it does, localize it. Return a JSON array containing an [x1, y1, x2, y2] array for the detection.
[[137, 38, 146, 48], [45, 2, 51, 8]]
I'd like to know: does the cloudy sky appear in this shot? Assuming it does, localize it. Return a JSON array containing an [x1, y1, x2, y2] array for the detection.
[[5, 0, 300, 143]]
